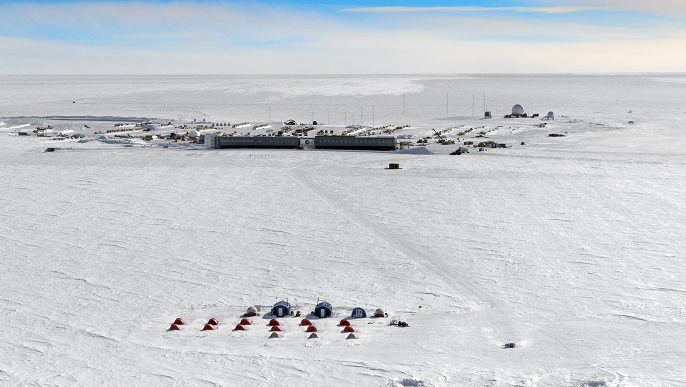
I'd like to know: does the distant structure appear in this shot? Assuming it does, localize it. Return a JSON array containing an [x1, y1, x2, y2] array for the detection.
[[206, 135, 300, 149], [204, 134, 397, 151], [505, 104, 527, 118], [545, 111, 555, 120], [313, 136, 396, 151]]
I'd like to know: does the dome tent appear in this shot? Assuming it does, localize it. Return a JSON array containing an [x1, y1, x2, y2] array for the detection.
[[272, 301, 290, 317], [351, 307, 367, 318], [245, 305, 258, 317], [373, 308, 385, 318], [314, 301, 333, 318]]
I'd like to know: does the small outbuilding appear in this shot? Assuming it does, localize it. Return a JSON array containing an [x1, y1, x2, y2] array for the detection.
[[351, 307, 367, 318], [272, 301, 291, 317], [314, 301, 333, 318]]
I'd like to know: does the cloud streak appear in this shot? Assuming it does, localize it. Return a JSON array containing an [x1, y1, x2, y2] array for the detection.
[[342, 6, 605, 14]]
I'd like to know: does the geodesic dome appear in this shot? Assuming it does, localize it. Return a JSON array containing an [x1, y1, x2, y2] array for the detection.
[[512, 104, 525, 116]]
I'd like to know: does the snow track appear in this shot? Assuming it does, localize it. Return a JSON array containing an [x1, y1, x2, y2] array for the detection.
[[292, 171, 497, 312]]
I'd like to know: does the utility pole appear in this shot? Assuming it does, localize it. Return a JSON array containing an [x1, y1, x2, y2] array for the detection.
[[472, 94, 475, 118]]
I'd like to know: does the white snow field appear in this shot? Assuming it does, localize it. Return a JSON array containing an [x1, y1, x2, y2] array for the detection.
[[1, 74, 685, 386]]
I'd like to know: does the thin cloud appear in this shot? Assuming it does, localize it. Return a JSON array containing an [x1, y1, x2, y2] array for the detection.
[[547, 0, 686, 16], [342, 6, 605, 14]]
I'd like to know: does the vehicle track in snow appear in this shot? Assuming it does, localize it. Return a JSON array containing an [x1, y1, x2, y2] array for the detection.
[[291, 171, 500, 313]]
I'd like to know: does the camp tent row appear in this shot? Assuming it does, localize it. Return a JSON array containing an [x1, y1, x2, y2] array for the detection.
[[255, 302, 386, 319]]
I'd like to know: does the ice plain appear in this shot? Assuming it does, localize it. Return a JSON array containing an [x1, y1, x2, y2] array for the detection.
[[1, 74, 685, 386]]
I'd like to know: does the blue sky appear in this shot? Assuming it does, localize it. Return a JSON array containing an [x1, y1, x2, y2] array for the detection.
[[1, 0, 685, 74]]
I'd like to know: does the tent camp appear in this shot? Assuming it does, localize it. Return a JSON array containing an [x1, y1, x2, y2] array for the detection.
[[314, 302, 333, 318]]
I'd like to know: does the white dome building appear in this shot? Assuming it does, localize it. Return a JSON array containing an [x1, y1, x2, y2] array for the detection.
[[512, 104, 525, 116]]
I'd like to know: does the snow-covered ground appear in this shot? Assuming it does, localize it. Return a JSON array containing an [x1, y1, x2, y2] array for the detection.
[[1, 74, 685, 386]]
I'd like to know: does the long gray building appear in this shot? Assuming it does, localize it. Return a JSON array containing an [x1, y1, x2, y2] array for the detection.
[[314, 135, 396, 151], [204, 134, 397, 151], [209, 135, 300, 149]]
